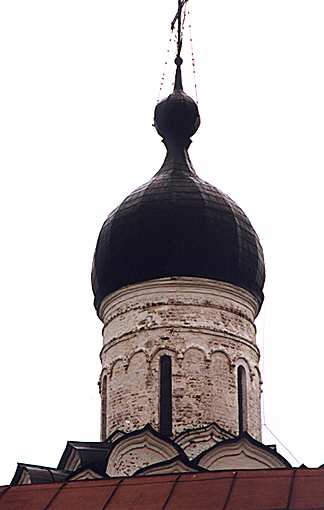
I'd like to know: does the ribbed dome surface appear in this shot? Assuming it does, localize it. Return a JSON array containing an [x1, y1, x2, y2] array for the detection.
[[92, 64, 265, 312], [92, 151, 265, 312]]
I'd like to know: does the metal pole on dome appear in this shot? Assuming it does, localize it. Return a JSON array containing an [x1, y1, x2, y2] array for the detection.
[[171, 0, 188, 91]]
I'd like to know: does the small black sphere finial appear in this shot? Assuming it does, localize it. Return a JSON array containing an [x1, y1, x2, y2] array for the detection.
[[154, 89, 200, 144]]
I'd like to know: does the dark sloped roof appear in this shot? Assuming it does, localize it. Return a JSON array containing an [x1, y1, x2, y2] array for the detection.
[[1, 468, 324, 509], [58, 441, 111, 474], [11, 464, 69, 485]]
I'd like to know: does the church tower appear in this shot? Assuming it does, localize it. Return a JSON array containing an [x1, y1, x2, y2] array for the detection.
[[92, 6, 265, 445], [10, 3, 299, 491]]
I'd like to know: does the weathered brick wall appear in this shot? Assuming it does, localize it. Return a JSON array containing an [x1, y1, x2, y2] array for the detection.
[[98, 277, 262, 441]]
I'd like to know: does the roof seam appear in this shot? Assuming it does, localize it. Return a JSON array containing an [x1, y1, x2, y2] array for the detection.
[[101, 478, 123, 510], [42, 481, 68, 510], [161, 473, 181, 510], [0, 486, 11, 502], [286, 468, 297, 509], [222, 471, 238, 510]]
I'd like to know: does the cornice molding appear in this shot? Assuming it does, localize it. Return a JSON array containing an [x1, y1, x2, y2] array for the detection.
[[106, 425, 182, 477], [99, 277, 259, 323], [196, 433, 291, 471]]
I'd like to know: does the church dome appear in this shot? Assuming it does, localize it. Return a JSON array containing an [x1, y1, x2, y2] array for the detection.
[[92, 65, 265, 313]]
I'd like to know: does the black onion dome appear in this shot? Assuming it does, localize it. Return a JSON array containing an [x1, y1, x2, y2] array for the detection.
[[92, 65, 265, 313]]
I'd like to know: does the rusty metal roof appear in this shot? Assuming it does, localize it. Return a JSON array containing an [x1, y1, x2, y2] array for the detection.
[[1, 468, 324, 509]]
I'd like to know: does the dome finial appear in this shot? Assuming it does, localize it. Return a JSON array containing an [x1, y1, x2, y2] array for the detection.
[[154, 0, 200, 144], [174, 56, 183, 91]]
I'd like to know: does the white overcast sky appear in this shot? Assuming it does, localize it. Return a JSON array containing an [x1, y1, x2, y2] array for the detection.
[[1, 0, 324, 485]]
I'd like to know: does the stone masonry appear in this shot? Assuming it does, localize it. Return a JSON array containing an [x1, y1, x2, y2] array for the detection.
[[98, 277, 262, 441]]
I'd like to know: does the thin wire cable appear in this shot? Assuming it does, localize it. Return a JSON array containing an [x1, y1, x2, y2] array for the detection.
[[259, 301, 301, 465], [187, 5, 199, 103], [157, 31, 175, 103], [263, 423, 301, 465], [182, 2, 188, 33], [260, 299, 268, 426], [171, 30, 178, 90]]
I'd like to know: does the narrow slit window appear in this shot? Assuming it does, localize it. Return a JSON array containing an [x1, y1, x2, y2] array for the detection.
[[101, 375, 107, 441], [237, 365, 247, 434], [159, 355, 172, 437]]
